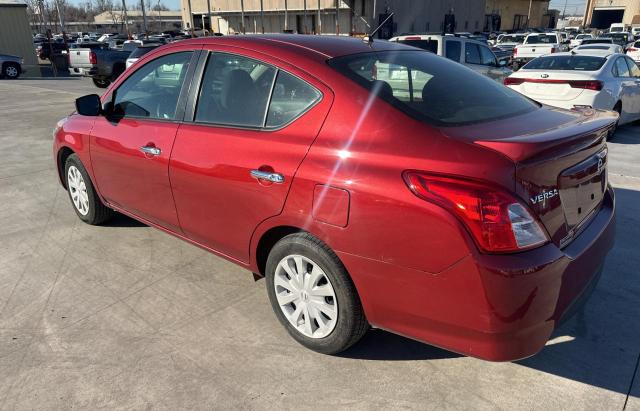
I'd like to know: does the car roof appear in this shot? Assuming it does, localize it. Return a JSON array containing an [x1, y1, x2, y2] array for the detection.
[[175, 34, 416, 61]]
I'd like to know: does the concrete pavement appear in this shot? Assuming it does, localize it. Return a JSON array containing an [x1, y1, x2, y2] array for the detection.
[[0, 77, 639, 410]]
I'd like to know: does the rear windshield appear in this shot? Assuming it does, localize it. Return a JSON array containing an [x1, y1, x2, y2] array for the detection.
[[581, 39, 612, 44], [396, 39, 438, 53], [328, 51, 537, 126], [129, 46, 159, 58], [499, 35, 525, 43], [525, 34, 558, 44], [523, 55, 606, 71]]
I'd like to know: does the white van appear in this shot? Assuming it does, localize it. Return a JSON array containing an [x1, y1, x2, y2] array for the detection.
[[610, 23, 629, 33]]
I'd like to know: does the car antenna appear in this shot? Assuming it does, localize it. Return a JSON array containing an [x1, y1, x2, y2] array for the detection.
[[363, 12, 394, 46]]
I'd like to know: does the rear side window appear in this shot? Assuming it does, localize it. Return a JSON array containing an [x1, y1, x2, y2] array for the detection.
[[525, 35, 558, 44], [613, 58, 631, 77], [479, 46, 496, 66], [328, 50, 537, 126], [266, 71, 321, 128], [523, 55, 606, 71], [445, 40, 461, 61], [129, 46, 158, 59], [195, 53, 276, 127], [626, 58, 640, 77], [396, 39, 438, 53]]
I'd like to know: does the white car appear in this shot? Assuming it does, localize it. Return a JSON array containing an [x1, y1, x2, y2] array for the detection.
[[627, 40, 640, 62], [570, 34, 593, 49], [504, 51, 640, 128], [574, 43, 624, 54]]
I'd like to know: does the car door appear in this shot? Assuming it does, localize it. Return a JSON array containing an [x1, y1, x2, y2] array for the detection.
[[169, 49, 333, 263], [612, 56, 636, 123], [624, 56, 640, 120], [90, 49, 198, 232]]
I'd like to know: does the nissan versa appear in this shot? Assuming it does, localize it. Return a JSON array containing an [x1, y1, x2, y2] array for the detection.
[[53, 36, 616, 361]]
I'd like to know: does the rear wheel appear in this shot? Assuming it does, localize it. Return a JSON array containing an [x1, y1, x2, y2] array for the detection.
[[608, 101, 622, 139], [64, 154, 113, 225], [265, 233, 369, 354], [2, 63, 20, 79], [92, 77, 110, 88]]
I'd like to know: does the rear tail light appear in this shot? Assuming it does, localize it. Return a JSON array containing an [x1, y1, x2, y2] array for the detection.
[[502, 78, 602, 91], [89, 51, 97, 65], [550, 47, 556, 53], [513, 46, 518, 57], [628, 47, 638, 52], [504, 77, 525, 86], [403, 173, 549, 253]]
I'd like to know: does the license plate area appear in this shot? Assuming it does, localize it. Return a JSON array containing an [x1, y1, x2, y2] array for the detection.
[[558, 149, 607, 228]]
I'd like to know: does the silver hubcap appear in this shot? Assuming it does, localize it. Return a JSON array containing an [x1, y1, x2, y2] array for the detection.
[[67, 166, 90, 216], [5, 66, 17, 77], [274, 255, 338, 338]]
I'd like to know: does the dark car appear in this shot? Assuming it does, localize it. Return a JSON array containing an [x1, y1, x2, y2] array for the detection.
[[54, 35, 616, 361]]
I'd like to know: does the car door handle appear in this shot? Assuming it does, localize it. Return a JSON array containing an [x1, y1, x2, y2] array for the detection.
[[250, 169, 285, 183], [140, 145, 161, 156]]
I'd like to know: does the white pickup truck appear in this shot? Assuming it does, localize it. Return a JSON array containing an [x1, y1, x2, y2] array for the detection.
[[512, 33, 569, 70]]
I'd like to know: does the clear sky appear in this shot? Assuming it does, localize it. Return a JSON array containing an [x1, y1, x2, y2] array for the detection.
[[73, 0, 589, 15]]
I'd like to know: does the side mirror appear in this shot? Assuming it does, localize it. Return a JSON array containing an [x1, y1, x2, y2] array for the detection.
[[498, 59, 508, 67], [75, 94, 101, 116]]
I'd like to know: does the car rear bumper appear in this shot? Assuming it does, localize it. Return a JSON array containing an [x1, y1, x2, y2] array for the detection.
[[68, 67, 97, 76], [339, 185, 615, 361]]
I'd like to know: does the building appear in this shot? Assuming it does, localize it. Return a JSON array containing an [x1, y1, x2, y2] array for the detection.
[[0, 0, 38, 70], [583, 0, 640, 29], [93, 10, 183, 32], [181, 0, 558, 36], [485, 0, 552, 31]]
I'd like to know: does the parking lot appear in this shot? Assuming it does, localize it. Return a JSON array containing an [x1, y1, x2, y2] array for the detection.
[[0, 77, 639, 409]]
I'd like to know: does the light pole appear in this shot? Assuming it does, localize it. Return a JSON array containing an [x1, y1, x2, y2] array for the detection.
[[317, 0, 321, 34], [260, 0, 264, 33], [303, 0, 307, 34], [526, 0, 533, 28], [140, 0, 147, 35], [284, 0, 288, 31], [240, 0, 245, 34], [206, 0, 211, 34]]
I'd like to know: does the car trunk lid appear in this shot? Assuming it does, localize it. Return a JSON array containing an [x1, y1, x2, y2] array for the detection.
[[442, 107, 616, 248], [511, 72, 595, 101]]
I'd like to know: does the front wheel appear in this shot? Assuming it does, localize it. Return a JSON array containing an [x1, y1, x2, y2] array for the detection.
[[2, 63, 20, 79], [92, 77, 110, 88], [265, 233, 369, 354], [64, 154, 113, 225]]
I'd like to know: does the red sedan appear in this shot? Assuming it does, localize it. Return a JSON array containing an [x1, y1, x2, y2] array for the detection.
[[53, 35, 616, 361]]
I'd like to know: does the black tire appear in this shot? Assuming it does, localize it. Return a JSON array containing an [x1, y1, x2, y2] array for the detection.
[[265, 232, 369, 354], [64, 154, 113, 225], [92, 77, 110, 88], [608, 101, 622, 140], [2, 63, 20, 79]]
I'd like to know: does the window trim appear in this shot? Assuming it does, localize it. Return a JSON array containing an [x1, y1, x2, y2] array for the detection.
[[106, 50, 200, 124], [185, 50, 324, 132]]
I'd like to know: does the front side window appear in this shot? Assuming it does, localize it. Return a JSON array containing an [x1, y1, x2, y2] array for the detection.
[[445, 40, 461, 61], [479, 46, 496, 66], [113, 51, 192, 120], [465, 43, 481, 65], [195, 53, 276, 127], [329, 51, 538, 126]]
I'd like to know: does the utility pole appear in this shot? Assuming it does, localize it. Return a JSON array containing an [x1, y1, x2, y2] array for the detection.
[[140, 0, 147, 35], [53, 0, 64, 32], [186, 0, 194, 36], [526, 0, 532, 29], [206, 0, 211, 35], [284, 0, 288, 31], [260, 0, 264, 33], [240, 0, 245, 34], [562, 0, 568, 19], [335, 0, 339, 35], [121, 0, 130, 36], [317, 0, 321, 34]]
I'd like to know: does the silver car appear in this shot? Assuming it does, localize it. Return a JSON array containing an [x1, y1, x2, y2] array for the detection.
[[0, 54, 23, 79]]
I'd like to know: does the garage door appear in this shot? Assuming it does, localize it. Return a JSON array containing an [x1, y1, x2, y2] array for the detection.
[[591, 8, 625, 29]]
